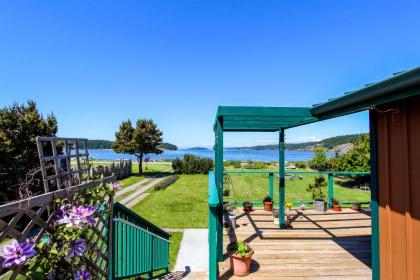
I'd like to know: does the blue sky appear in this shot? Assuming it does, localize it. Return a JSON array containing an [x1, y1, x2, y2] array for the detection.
[[1, 1, 419, 147]]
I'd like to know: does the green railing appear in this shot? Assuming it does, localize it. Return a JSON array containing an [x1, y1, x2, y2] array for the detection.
[[224, 170, 370, 207], [208, 169, 370, 280], [111, 202, 171, 279]]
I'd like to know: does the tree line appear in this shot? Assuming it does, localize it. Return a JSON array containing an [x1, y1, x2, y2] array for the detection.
[[236, 133, 368, 150], [308, 134, 370, 183]]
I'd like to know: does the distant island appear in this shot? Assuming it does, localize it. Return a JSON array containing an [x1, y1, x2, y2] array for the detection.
[[228, 133, 367, 153], [87, 140, 178, 151], [185, 147, 210, 151]]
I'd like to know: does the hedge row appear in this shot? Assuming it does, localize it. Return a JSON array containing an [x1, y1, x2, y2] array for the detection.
[[154, 175, 179, 191]]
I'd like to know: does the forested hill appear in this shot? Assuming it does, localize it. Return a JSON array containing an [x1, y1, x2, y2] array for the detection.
[[158, 142, 178, 150], [87, 140, 178, 150], [237, 133, 368, 151], [87, 140, 113, 149]]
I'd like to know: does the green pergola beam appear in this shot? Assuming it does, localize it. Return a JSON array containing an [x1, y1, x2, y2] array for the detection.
[[216, 106, 317, 132]]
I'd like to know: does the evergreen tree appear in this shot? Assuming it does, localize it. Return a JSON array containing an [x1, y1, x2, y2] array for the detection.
[[308, 146, 330, 171], [113, 119, 163, 175], [0, 101, 58, 201]]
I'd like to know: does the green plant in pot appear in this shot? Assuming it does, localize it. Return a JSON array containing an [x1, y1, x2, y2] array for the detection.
[[262, 195, 273, 211], [227, 241, 254, 276], [242, 201, 253, 213], [223, 188, 230, 196], [306, 175, 327, 211]]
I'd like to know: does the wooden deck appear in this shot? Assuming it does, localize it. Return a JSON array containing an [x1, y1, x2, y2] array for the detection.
[[219, 208, 372, 280]]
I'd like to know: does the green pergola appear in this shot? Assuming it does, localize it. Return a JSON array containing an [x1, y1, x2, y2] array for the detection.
[[213, 106, 317, 229]]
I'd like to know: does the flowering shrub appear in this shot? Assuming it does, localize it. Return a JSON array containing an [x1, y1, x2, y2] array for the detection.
[[0, 179, 116, 279]]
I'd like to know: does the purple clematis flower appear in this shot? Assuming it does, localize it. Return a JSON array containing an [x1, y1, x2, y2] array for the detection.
[[57, 205, 97, 228], [112, 182, 121, 191], [74, 269, 91, 280], [65, 239, 86, 259], [0, 240, 36, 268]]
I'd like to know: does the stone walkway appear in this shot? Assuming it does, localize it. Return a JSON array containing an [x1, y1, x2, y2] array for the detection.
[[115, 178, 152, 198], [119, 176, 167, 205], [125, 193, 150, 208]]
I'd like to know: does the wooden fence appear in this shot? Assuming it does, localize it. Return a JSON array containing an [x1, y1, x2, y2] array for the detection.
[[0, 176, 115, 279], [89, 160, 132, 180]]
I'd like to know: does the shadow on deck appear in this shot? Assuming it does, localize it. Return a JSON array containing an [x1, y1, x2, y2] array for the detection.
[[219, 208, 372, 280]]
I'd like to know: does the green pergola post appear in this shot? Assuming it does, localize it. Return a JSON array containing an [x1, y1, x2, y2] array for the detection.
[[369, 110, 380, 280], [215, 118, 224, 261], [279, 129, 286, 229], [328, 173, 334, 208], [269, 172, 274, 199], [208, 206, 218, 280]]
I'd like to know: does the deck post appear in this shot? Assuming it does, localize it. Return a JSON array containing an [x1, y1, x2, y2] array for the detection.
[[216, 118, 224, 261], [279, 129, 286, 229], [328, 173, 334, 208], [369, 110, 380, 280], [269, 172, 274, 199], [208, 206, 218, 280]]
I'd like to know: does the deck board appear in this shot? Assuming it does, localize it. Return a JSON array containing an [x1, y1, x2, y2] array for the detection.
[[219, 208, 371, 280]]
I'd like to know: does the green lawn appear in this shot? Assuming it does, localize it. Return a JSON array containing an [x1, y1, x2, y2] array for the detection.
[[226, 172, 371, 204], [169, 232, 183, 270], [131, 171, 370, 228], [117, 163, 173, 189], [131, 174, 208, 228]]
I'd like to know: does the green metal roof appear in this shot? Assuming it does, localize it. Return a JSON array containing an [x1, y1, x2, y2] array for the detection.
[[311, 67, 420, 120], [215, 67, 420, 132], [215, 106, 317, 132]]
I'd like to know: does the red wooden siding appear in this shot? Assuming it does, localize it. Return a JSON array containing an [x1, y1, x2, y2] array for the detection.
[[377, 94, 420, 280]]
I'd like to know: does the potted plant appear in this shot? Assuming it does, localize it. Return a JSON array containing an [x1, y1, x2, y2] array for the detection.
[[272, 209, 279, 225], [306, 175, 327, 212], [242, 201, 253, 213], [332, 198, 342, 211], [263, 195, 273, 211], [352, 202, 361, 211], [223, 188, 230, 196], [227, 241, 254, 276], [285, 201, 293, 212]]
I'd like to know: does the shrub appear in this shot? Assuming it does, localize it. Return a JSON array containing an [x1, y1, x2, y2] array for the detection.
[[294, 161, 307, 169], [306, 175, 327, 200], [308, 146, 330, 171], [243, 161, 265, 169], [154, 175, 179, 190], [224, 160, 242, 168], [172, 154, 214, 174], [232, 161, 242, 168]]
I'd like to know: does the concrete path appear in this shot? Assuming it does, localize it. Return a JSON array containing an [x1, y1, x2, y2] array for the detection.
[[125, 193, 150, 208], [115, 178, 152, 198], [174, 229, 209, 272], [119, 176, 167, 205]]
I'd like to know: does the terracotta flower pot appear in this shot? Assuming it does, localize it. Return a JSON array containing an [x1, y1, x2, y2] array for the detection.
[[243, 203, 253, 213], [228, 249, 254, 276], [263, 201, 273, 211], [332, 205, 342, 212], [352, 203, 361, 211]]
